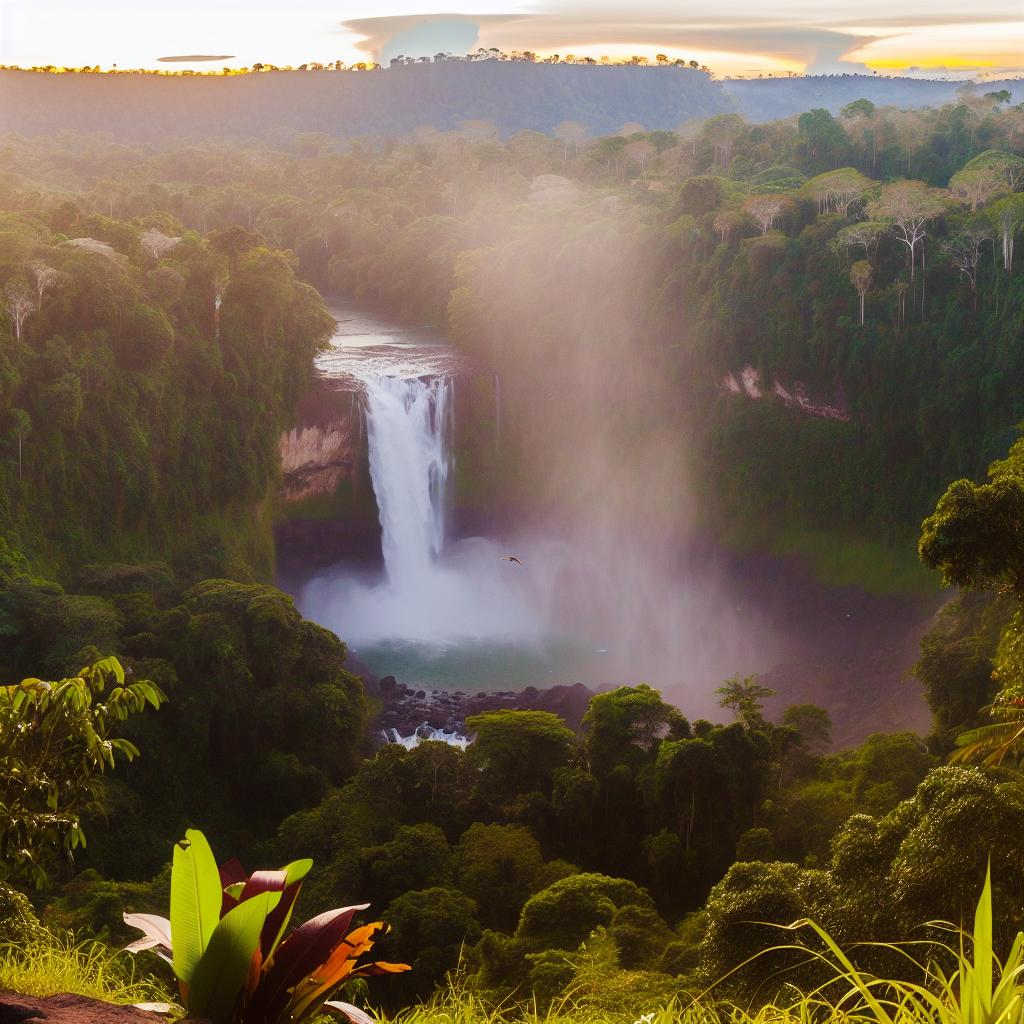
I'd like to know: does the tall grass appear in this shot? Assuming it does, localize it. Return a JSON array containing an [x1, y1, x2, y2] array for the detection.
[[2, 873, 1017, 1024], [379, 867, 1022, 1024], [0, 931, 173, 1005]]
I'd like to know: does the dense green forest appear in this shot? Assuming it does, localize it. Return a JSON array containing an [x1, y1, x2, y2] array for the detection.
[[4, 90, 1020, 571], [0, 205, 331, 576], [1, 83, 1024, 1023]]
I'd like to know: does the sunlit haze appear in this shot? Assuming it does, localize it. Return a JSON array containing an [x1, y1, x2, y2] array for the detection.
[[1, 0, 1021, 77]]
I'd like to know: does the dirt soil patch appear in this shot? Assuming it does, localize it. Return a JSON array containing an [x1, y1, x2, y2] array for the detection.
[[0, 991, 172, 1024]]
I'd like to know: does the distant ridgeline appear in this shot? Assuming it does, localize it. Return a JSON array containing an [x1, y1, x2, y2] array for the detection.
[[722, 75, 1024, 121], [0, 62, 727, 139], [0, 63, 1021, 139]]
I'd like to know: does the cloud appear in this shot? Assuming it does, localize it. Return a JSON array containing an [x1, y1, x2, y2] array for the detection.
[[838, 10, 1023, 27], [343, 13, 525, 59], [342, 12, 877, 73]]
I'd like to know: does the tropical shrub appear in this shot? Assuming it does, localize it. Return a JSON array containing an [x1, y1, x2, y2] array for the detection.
[[124, 828, 408, 1024], [0, 656, 164, 885], [0, 882, 43, 943]]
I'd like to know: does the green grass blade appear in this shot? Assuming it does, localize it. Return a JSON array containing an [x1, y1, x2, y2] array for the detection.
[[973, 861, 994, 1021]]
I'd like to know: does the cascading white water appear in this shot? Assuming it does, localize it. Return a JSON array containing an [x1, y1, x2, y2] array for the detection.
[[302, 360, 541, 645], [364, 375, 452, 587]]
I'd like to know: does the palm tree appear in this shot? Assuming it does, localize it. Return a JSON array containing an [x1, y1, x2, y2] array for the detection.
[[951, 700, 1024, 766]]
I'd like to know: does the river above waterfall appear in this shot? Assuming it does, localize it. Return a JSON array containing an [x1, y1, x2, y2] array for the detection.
[[315, 306, 458, 384]]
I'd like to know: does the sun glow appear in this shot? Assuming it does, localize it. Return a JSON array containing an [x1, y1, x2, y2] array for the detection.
[[850, 22, 1024, 73]]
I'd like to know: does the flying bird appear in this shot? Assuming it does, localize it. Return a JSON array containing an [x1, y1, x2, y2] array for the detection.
[[503, 555, 525, 566]]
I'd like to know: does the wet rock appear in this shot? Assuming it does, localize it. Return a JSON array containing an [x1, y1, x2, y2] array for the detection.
[[369, 677, 598, 746]]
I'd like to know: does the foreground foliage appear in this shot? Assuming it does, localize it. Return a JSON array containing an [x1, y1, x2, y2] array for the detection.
[[920, 433, 1024, 764], [372, 866, 1022, 1024], [3, 867, 1021, 1024], [124, 828, 408, 1024], [1, 567, 368, 877], [0, 656, 164, 886], [0, 932, 170, 1005]]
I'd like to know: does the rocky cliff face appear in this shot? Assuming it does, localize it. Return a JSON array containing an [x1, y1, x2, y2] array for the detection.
[[279, 421, 358, 502], [275, 383, 383, 587], [278, 386, 361, 503]]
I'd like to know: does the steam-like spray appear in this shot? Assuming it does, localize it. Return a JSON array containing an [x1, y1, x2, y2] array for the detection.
[[298, 302, 776, 714]]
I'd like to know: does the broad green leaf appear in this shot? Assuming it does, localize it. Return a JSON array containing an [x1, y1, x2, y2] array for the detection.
[[171, 829, 223, 987], [92, 656, 126, 685], [284, 858, 314, 886], [188, 890, 279, 1024], [110, 738, 140, 759]]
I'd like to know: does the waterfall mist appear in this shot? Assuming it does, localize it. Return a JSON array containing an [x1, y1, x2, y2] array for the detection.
[[298, 257, 777, 715], [437, 209, 780, 713]]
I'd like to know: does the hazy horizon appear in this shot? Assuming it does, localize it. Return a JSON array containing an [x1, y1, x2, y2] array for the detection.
[[0, 0, 1020, 81]]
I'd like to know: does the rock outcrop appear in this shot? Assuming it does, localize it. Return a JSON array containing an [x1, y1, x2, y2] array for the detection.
[[363, 674, 598, 742], [279, 383, 363, 504]]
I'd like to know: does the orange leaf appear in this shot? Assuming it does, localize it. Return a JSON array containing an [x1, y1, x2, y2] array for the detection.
[[284, 923, 387, 1021], [347, 960, 410, 978], [246, 946, 263, 998]]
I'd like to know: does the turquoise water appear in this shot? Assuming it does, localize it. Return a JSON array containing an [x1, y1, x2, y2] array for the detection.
[[347, 635, 615, 692]]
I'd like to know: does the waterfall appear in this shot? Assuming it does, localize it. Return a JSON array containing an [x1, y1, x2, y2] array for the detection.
[[364, 374, 453, 587]]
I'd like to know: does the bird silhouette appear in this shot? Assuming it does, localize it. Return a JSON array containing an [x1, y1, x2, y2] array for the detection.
[[0, 1003, 47, 1023], [503, 555, 524, 566]]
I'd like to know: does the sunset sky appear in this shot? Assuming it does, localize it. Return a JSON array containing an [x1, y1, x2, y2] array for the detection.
[[0, 0, 1020, 79]]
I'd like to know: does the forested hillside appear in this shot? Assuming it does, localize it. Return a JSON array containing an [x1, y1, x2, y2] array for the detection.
[[0, 208, 331, 576], [723, 74, 1024, 121], [0, 62, 727, 139]]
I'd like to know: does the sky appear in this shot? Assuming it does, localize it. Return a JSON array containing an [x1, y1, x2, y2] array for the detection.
[[0, 0, 1020, 79]]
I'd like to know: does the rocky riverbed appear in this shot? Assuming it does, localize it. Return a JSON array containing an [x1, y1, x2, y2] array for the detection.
[[361, 672, 597, 745]]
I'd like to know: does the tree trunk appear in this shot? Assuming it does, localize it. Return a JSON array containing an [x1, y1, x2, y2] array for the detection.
[[921, 244, 926, 318]]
